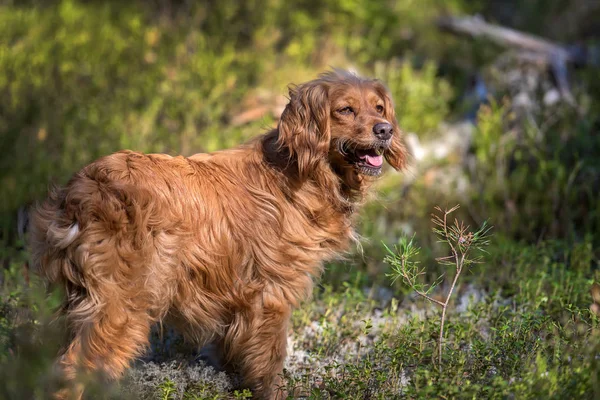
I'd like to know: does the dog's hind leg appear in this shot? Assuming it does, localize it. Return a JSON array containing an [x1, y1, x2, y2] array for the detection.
[[53, 233, 156, 399], [55, 293, 152, 399]]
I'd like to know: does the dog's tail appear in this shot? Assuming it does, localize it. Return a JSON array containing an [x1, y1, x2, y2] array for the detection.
[[29, 185, 85, 291], [29, 168, 170, 306]]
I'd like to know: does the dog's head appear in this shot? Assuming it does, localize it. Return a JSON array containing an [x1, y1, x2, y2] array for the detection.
[[277, 70, 406, 184]]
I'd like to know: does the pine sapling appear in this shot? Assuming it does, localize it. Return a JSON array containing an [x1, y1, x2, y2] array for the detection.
[[385, 205, 492, 370]]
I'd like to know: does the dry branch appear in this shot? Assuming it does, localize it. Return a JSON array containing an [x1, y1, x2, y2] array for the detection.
[[438, 15, 572, 62], [437, 15, 589, 107]]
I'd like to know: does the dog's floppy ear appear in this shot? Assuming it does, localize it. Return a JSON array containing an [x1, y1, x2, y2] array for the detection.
[[277, 80, 330, 181], [374, 81, 407, 171]]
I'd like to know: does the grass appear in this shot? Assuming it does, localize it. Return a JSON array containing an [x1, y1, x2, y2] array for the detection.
[[1, 224, 598, 399], [285, 240, 599, 399]]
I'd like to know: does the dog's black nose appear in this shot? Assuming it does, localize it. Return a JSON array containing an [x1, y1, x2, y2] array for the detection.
[[373, 123, 393, 140]]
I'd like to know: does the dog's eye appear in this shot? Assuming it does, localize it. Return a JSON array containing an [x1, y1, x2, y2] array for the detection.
[[376, 105, 384, 114], [338, 106, 354, 115]]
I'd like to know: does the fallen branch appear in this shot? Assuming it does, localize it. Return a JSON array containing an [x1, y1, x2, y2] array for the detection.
[[437, 15, 593, 108], [438, 15, 572, 62]]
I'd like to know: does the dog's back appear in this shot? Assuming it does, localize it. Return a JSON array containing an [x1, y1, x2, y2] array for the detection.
[[31, 151, 178, 290]]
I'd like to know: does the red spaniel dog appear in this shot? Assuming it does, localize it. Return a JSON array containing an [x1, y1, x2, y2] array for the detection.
[[30, 70, 406, 399]]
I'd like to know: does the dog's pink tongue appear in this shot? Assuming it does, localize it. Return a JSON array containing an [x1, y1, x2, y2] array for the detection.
[[364, 154, 383, 167], [357, 149, 383, 167]]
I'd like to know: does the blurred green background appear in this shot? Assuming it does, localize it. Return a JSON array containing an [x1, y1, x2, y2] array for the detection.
[[1, 0, 599, 244], [1, 0, 600, 398]]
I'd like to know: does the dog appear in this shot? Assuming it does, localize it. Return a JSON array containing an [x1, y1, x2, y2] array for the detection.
[[29, 70, 407, 399]]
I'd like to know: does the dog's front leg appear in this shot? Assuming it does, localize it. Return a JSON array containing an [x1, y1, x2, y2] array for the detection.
[[223, 300, 290, 399]]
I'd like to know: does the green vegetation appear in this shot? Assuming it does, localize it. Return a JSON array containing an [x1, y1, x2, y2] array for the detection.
[[1, 0, 599, 398], [286, 244, 600, 398]]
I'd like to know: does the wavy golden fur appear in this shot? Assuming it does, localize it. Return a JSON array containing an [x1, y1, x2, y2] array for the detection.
[[29, 70, 406, 399]]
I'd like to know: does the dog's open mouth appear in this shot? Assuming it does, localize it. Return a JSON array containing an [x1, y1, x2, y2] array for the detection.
[[341, 143, 388, 176]]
